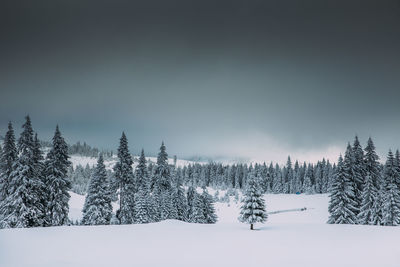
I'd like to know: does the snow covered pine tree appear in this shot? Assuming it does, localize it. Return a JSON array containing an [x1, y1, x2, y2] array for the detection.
[[239, 171, 267, 230], [328, 153, 358, 224], [113, 132, 136, 224], [43, 125, 72, 226], [81, 154, 113, 225], [0, 116, 45, 228]]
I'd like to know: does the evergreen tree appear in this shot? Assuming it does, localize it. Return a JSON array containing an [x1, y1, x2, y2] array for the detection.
[[302, 164, 314, 194], [171, 172, 188, 222], [352, 136, 366, 209], [239, 171, 267, 230], [359, 138, 381, 225], [358, 172, 378, 225], [0, 122, 17, 202], [189, 190, 205, 223], [187, 185, 196, 218], [42, 127, 69, 224], [382, 150, 400, 226], [81, 154, 112, 225], [0, 116, 45, 228], [134, 189, 151, 224], [43, 126, 71, 226], [201, 189, 217, 224], [328, 154, 358, 224], [135, 149, 149, 192], [153, 142, 175, 220], [113, 132, 136, 224], [134, 149, 152, 223]]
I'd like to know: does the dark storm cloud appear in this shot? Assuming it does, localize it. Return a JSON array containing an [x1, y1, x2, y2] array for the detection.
[[1, 0, 400, 163]]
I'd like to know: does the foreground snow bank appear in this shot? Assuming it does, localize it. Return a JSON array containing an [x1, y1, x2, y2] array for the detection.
[[1, 194, 400, 267]]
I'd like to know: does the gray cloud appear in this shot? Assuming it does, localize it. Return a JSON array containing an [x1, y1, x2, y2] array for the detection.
[[1, 0, 399, 163]]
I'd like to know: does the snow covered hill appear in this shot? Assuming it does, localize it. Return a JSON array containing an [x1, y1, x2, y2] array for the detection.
[[1, 193, 400, 267]]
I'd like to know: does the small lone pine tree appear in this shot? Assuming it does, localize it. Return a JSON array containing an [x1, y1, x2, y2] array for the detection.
[[239, 171, 267, 230]]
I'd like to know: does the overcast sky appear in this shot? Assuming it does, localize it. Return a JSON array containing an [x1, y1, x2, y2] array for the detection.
[[1, 0, 399, 163]]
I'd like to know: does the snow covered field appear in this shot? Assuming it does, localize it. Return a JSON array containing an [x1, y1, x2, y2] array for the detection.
[[1, 193, 399, 267]]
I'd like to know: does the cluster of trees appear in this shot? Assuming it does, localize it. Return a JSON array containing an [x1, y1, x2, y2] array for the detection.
[[0, 117, 71, 228], [328, 137, 400, 226], [176, 157, 336, 195], [67, 163, 114, 195], [82, 134, 217, 225], [0, 117, 217, 229], [68, 141, 113, 158]]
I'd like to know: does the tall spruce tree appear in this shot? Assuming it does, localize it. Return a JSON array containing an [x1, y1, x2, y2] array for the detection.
[[358, 138, 380, 225], [0, 122, 17, 202], [239, 171, 267, 230], [133, 149, 152, 223], [113, 132, 136, 224], [328, 153, 358, 224], [171, 168, 188, 222], [0, 116, 45, 228], [43, 126, 71, 226], [382, 150, 400, 226], [153, 142, 175, 220], [352, 136, 366, 210], [302, 164, 314, 194], [82, 154, 112, 225]]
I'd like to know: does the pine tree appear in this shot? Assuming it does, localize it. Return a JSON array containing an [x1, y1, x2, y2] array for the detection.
[[189, 191, 205, 223], [302, 164, 314, 194], [0, 116, 45, 228], [382, 150, 400, 226], [359, 138, 381, 225], [358, 172, 378, 225], [171, 169, 188, 222], [135, 149, 149, 193], [43, 126, 71, 226], [0, 122, 17, 202], [187, 185, 196, 218], [239, 171, 267, 230], [352, 136, 366, 210], [134, 189, 151, 224], [394, 150, 400, 190], [81, 154, 112, 225], [201, 189, 217, 224], [153, 142, 175, 220], [133, 149, 152, 223], [328, 154, 358, 224], [113, 132, 136, 224]]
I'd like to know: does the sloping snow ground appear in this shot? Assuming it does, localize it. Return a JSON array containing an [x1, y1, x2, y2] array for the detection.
[[1, 192, 400, 267]]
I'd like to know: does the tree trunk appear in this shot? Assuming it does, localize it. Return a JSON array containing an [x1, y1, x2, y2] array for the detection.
[[250, 223, 254, 230]]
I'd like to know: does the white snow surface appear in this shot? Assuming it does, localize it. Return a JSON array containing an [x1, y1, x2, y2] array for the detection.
[[1, 192, 400, 267]]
